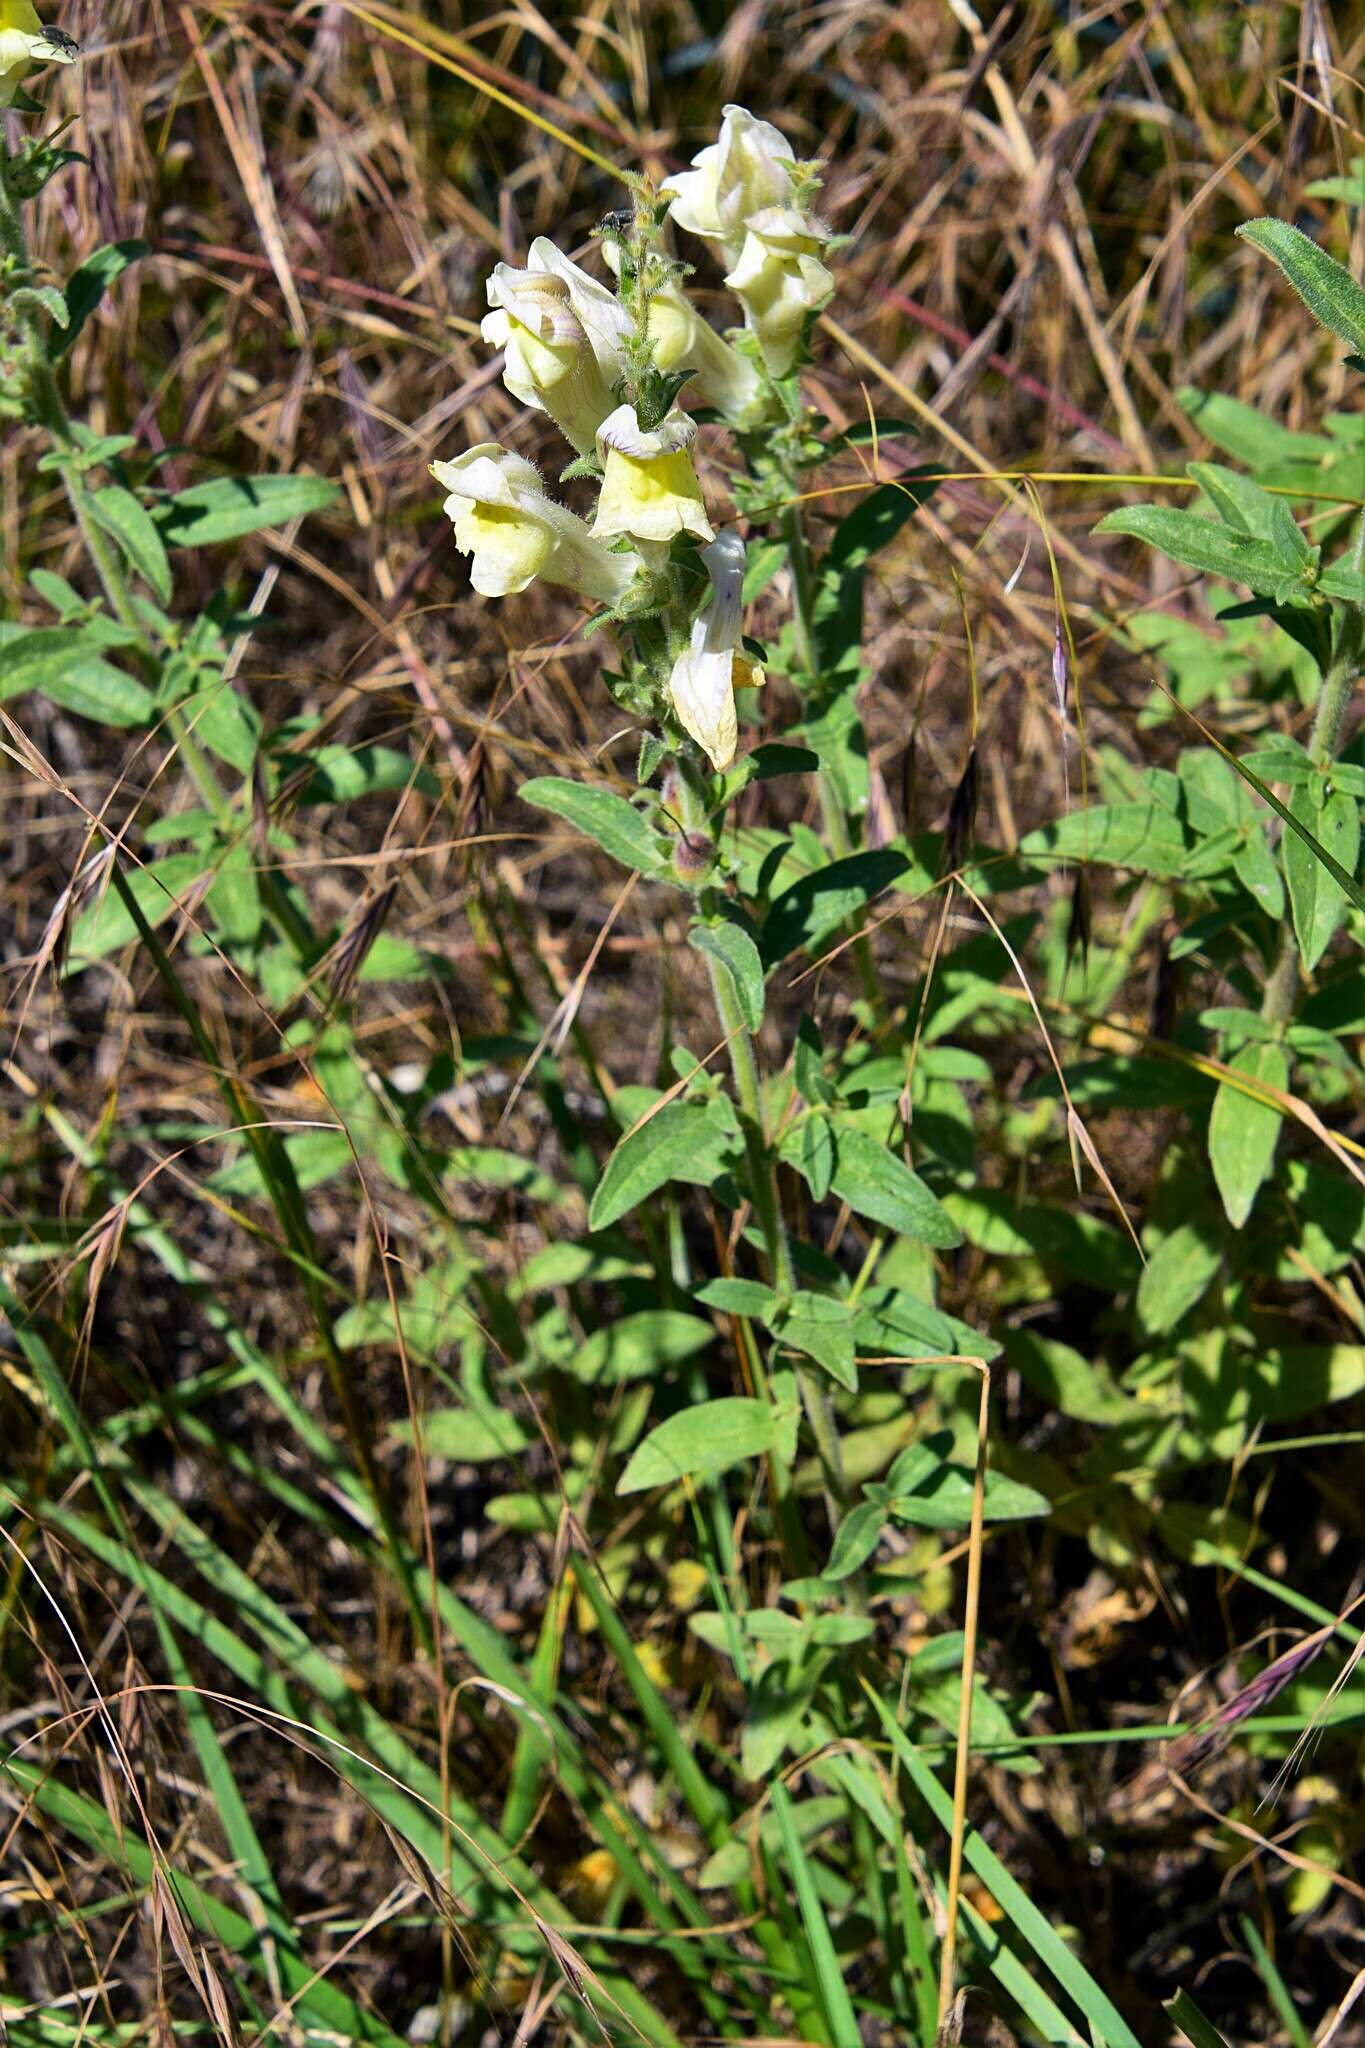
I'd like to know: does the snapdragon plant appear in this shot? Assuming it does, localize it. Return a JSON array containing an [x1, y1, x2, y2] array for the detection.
[[430, 108, 952, 1504], [429, 108, 1030, 2031]]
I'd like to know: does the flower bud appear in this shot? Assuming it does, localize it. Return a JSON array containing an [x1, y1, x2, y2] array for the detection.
[[0, 0, 77, 103], [724, 207, 835, 376], [432, 443, 639, 604], [645, 283, 766, 428], [593, 405, 714, 551], [662, 105, 799, 259], [673, 831, 715, 882]]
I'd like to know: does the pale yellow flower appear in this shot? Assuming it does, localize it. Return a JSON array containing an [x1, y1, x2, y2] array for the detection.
[[662, 105, 797, 260], [433, 444, 638, 604], [669, 530, 764, 772], [644, 281, 765, 428], [0, 0, 77, 106], [724, 206, 835, 376], [593, 405, 714, 551], [481, 239, 629, 455]]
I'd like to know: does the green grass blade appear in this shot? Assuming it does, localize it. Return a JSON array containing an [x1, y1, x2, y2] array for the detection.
[[866, 1684, 1142, 2048], [1166, 1987, 1233, 2048], [770, 1778, 859, 2046], [1, 1758, 407, 2048], [1239, 1915, 1310, 2048]]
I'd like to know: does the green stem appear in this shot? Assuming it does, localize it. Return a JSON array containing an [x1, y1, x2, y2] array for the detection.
[[0, 139, 151, 649], [705, 952, 847, 1505], [706, 952, 794, 1292], [1262, 596, 1363, 1030]]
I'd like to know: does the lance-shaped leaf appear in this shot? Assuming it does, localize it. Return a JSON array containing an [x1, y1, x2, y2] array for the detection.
[[1237, 218, 1365, 357], [523, 775, 668, 876]]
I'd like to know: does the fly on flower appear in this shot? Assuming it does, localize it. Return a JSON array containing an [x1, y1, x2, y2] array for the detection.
[[0, 0, 79, 103]]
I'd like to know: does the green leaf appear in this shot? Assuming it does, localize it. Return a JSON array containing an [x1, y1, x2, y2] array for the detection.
[[1017, 800, 1195, 876], [589, 1100, 735, 1230], [522, 775, 666, 876], [88, 484, 173, 602], [1095, 505, 1315, 604], [65, 853, 207, 969], [1285, 784, 1359, 969], [1136, 1223, 1221, 1335], [1187, 462, 1302, 550], [780, 1115, 836, 1202], [761, 849, 908, 965], [298, 743, 440, 804], [695, 1277, 777, 1317], [572, 1309, 715, 1383], [1219, 749, 1365, 916], [767, 1292, 856, 1390], [154, 473, 340, 547], [1232, 825, 1285, 917], [690, 920, 765, 1033], [829, 1122, 962, 1247], [1178, 387, 1333, 474], [0, 626, 153, 726], [53, 238, 148, 358], [206, 838, 262, 948], [1166, 1988, 1233, 2048], [392, 1406, 530, 1460], [826, 1497, 886, 1579], [1237, 218, 1365, 356], [1304, 161, 1365, 207], [619, 1395, 796, 1493], [885, 1433, 1050, 1528], [1208, 1042, 1287, 1229]]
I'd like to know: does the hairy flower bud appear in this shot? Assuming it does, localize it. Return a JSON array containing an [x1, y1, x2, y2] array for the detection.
[[433, 444, 638, 604], [724, 207, 835, 376], [593, 405, 713, 551], [673, 830, 715, 882], [0, 0, 77, 104]]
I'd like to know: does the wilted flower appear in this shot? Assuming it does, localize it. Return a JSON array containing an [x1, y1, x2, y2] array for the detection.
[[725, 207, 835, 376], [593, 405, 713, 551], [0, 0, 77, 105], [668, 529, 763, 772], [663, 105, 798, 260], [432, 444, 638, 604]]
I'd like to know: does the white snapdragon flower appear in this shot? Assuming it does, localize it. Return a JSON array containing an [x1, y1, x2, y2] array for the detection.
[[432, 445, 638, 604], [593, 404, 714, 553], [481, 239, 630, 456], [668, 530, 763, 773], [662, 105, 797, 260], [724, 206, 836, 376], [527, 237, 632, 381], [0, 0, 77, 105]]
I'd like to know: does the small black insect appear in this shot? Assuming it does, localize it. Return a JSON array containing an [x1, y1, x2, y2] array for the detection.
[[596, 208, 634, 237], [40, 25, 80, 55]]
